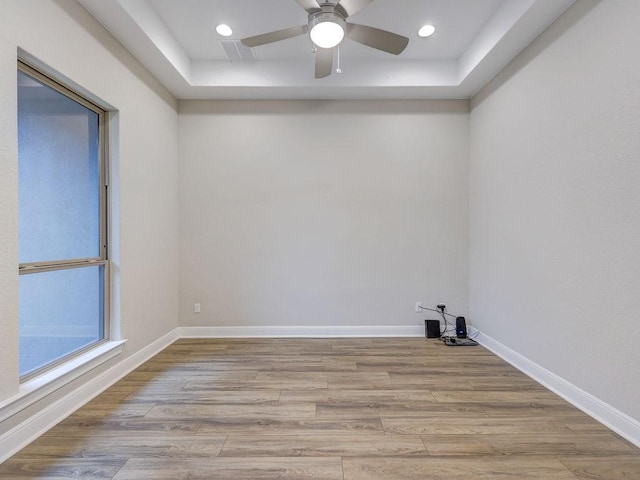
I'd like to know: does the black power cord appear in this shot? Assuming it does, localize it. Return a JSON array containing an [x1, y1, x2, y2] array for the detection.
[[419, 305, 456, 338]]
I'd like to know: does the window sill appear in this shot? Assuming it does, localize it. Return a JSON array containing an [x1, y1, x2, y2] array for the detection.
[[0, 340, 127, 423]]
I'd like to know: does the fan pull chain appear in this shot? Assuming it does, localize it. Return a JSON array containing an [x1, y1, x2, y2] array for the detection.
[[336, 45, 342, 74]]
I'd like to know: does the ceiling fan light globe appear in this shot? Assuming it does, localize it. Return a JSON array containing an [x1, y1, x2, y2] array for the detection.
[[309, 14, 346, 48], [311, 24, 344, 48]]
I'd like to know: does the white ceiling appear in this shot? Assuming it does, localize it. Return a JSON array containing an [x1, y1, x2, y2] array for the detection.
[[77, 0, 575, 100]]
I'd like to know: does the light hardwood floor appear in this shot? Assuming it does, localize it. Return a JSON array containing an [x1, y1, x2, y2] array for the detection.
[[1, 337, 639, 479]]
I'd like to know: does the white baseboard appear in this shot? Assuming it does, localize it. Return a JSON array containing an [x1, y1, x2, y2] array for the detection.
[[0, 328, 179, 464], [179, 325, 425, 338], [472, 327, 640, 448]]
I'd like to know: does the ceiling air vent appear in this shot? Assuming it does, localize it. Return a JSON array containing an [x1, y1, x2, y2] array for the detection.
[[220, 40, 256, 63]]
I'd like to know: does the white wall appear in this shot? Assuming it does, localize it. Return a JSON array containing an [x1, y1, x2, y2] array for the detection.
[[0, 0, 179, 433], [0, 40, 19, 400], [179, 100, 469, 331], [470, 0, 640, 421]]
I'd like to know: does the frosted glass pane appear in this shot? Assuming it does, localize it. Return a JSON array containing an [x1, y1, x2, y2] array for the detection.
[[18, 70, 101, 263], [19, 266, 104, 377]]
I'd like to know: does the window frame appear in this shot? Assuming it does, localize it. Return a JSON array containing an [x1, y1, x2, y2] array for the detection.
[[17, 60, 110, 381]]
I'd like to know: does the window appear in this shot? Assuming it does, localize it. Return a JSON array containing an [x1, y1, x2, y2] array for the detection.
[[17, 61, 108, 379]]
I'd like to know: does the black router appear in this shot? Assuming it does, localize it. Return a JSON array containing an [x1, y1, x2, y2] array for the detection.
[[444, 316, 478, 346], [456, 316, 467, 338], [425, 320, 441, 338]]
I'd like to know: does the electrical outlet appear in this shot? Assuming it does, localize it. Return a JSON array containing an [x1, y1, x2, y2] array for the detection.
[[415, 302, 422, 313], [194, 303, 201, 314]]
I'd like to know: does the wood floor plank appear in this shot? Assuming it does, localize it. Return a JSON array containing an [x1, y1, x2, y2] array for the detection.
[[17, 434, 227, 458], [112, 457, 344, 480], [232, 361, 358, 372], [324, 347, 436, 356], [184, 377, 328, 391], [65, 404, 154, 419], [330, 378, 464, 391], [481, 402, 588, 417], [342, 456, 580, 479], [197, 417, 384, 435], [279, 389, 436, 403], [111, 371, 194, 383], [255, 370, 377, 380], [135, 361, 235, 372], [329, 373, 477, 391], [221, 355, 323, 363], [558, 455, 640, 479], [316, 401, 485, 418], [0, 458, 126, 479], [144, 403, 317, 420], [50, 418, 203, 436], [119, 390, 281, 405], [222, 346, 305, 356], [381, 416, 571, 435], [386, 366, 524, 377], [556, 414, 618, 433], [467, 378, 547, 391], [220, 434, 428, 457], [421, 433, 637, 456], [110, 375, 190, 387], [432, 390, 566, 403]]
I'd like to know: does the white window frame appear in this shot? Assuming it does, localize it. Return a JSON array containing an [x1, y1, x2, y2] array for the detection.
[[17, 60, 110, 381]]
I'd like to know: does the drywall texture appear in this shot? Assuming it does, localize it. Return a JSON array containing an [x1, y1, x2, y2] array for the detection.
[[0, 0, 179, 429], [470, 0, 640, 420], [179, 100, 469, 329]]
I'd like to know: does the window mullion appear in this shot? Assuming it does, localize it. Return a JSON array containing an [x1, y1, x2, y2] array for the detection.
[[19, 259, 107, 275]]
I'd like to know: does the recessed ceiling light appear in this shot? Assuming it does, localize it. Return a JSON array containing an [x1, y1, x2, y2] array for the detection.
[[216, 24, 233, 37], [418, 25, 435, 38]]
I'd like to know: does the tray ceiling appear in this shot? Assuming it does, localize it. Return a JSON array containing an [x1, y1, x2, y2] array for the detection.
[[77, 0, 575, 99]]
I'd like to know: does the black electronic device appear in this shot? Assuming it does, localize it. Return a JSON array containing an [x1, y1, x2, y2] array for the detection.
[[456, 316, 467, 338], [425, 320, 441, 338]]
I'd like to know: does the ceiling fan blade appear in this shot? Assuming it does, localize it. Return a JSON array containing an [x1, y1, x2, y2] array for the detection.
[[345, 23, 409, 55], [336, 0, 374, 17], [293, 0, 321, 12], [315, 47, 334, 78], [241, 25, 308, 48]]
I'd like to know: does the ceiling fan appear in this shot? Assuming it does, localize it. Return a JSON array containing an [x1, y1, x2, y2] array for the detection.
[[241, 0, 409, 78]]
